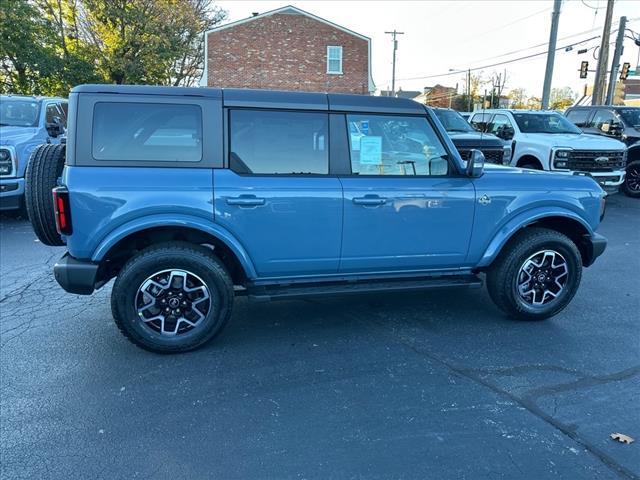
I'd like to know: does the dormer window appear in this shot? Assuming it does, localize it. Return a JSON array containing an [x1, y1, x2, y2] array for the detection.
[[327, 46, 343, 74]]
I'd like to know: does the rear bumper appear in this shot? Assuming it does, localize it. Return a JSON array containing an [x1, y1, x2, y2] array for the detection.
[[54, 253, 99, 295], [582, 232, 607, 267], [0, 178, 25, 210]]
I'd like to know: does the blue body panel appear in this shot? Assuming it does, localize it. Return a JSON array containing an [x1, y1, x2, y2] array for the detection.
[[213, 169, 342, 277], [466, 165, 601, 267], [64, 166, 216, 258], [339, 176, 475, 271]]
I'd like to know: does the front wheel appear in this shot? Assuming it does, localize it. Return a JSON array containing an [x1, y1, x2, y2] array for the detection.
[[622, 160, 640, 198], [111, 242, 234, 353], [486, 228, 582, 320]]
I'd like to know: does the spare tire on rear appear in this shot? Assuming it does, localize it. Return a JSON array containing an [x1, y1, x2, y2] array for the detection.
[[25, 144, 66, 246]]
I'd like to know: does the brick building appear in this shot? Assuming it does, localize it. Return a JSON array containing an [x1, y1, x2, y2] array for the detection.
[[201, 5, 374, 94]]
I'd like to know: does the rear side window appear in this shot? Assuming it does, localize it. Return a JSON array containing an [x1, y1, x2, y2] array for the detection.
[[229, 110, 328, 174], [566, 109, 591, 127], [92, 103, 202, 162]]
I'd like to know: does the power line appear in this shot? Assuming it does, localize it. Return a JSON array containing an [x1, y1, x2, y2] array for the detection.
[[455, 6, 552, 46], [394, 35, 601, 82]]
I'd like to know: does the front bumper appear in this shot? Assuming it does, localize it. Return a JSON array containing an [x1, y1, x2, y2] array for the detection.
[[582, 232, 607, 267], [54, 253, 99, 295], [0, 177, 25, 210], [588, 171, 626, 193]]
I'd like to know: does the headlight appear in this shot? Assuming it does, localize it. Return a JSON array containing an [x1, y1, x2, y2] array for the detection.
[[0, 148, 15, 176], [555, 150, 571, 158], [502, 145, 512, 163], [554, 159, 569, 169]]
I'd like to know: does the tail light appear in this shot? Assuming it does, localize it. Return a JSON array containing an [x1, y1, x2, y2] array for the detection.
[[52, 186, 72, 235], [599, 194, 606, 222]]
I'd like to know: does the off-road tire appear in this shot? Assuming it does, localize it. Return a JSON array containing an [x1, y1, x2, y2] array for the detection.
[[24, 144, 66, 246], [622, 160, 640, 198], [486, 228, 582, 320], [111, 242, 234, 353]]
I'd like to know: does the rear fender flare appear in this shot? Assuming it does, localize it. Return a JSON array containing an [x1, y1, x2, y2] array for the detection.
[[91, 213, 257, 279]]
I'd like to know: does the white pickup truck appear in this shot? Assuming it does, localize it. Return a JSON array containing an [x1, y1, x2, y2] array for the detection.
[[469, 109, 627, 193]]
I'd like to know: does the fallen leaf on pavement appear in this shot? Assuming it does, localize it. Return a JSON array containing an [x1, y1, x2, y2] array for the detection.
[[610, 433, 634, 444]]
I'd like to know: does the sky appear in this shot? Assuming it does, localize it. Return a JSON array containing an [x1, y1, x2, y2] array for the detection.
[[215, 0, 640, 99]]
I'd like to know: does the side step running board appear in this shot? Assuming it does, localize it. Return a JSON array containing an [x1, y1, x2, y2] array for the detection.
[[246, 274, 482, 301]]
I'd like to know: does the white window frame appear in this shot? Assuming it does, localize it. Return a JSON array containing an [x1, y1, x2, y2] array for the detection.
[[327, 46, 343, 75]]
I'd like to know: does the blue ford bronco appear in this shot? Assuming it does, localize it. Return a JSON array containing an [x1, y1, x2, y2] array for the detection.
[[25, 85, 607, 353]]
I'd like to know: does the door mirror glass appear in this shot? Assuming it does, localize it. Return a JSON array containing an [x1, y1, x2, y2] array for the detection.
[[466, 149, 485, 177], [497, 125, 515, 140], [46, 116, 63, 137]]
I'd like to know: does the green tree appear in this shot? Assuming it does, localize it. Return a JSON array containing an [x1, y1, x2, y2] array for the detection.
[[549, 86, 576, 111], [81, 0, 226, 85], [1, 0, 226, 95], [0, 0, 60, 94], [509, 88, 527, 109]]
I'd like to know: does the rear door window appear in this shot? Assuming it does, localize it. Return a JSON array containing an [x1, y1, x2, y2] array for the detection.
[[229, 110, 328, 174], [92, 103, 202, 162]]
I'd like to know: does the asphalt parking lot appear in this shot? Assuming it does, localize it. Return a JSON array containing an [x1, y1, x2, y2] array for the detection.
[[1, 194, 638, 480]]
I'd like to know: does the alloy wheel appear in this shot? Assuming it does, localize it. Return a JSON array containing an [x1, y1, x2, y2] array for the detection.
[[516, 250, 568, 307], [135, 269, 211, 336]]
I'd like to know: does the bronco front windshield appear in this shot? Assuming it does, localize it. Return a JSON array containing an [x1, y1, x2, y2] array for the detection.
[[513, 113, 581, 134], [433, 109, 474, 132], [0, 99, 40, 127]]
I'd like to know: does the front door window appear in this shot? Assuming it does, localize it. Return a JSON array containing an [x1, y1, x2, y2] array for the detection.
[[347, 115, 450, 176]]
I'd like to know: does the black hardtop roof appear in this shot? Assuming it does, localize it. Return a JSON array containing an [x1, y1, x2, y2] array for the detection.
[[70, 84, 424, 114]]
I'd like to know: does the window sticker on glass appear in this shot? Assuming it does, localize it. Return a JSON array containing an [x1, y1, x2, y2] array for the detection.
[[360, 136, 382, 165]]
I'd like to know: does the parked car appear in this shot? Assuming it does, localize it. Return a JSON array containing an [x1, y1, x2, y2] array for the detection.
[[0, 95, 68, 212], [565, 105, 640, 198], [431, 108, 511, 165], [25, 85, 607, 353], [469, 109, 627, 193]]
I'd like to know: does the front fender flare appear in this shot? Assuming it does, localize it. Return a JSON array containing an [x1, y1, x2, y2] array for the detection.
[[476, 207, 594, 268], [91, 213, 257, 279]]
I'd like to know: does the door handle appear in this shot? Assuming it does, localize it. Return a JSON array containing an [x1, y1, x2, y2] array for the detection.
[[353, 195, 387, 206], [226, 195, 266, 207]]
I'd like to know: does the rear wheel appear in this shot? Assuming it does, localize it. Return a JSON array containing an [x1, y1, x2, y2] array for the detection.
[[622, 160, 640, 198], [486, 228, 582, 320], [111, 242, 234, 353], [24, 144, 66, 246]]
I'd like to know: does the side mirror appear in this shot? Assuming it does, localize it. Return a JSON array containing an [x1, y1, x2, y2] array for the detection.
[[46, 116, 64, 138], [466, 149, 485, 178], [498, 126, 515, 140]]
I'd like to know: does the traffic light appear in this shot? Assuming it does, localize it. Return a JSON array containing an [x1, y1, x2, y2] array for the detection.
[[620, 62, 631, 80], [580, 61, 589, 79]]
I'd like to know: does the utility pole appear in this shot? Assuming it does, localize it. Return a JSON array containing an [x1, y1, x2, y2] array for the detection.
[[592, 0, 615, 105], [606, 16, 626, 105], [467, 69, 471, 111], [541, 0, 562, 109], [385, 30, 404, 96]]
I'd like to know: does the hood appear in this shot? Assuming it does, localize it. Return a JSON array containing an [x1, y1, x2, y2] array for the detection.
[[481, 162, 602, 191], [0, 126, 38, 146], [520, 132, 625, 149], [447, 131, 504, 148]]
